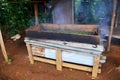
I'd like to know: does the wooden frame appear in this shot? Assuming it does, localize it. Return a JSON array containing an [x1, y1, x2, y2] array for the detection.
[[0, 29, 8, 61], [25, 38, 104, 79]]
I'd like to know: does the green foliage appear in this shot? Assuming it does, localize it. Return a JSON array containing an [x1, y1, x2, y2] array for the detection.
[[74, 0, 112, 24], [0, 1, 34, 35], [43, 30, 89, 35], [0, 0, 48, 35], [28, 12, 47, 27], [5, 58, 12, 63]]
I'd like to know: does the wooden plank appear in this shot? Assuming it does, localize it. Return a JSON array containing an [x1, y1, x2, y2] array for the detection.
[[33, 56, 101, 73], [63, 62, 92, 72], [33, 56, 56, 64], [92, 56, 100, 79], [56, 49, 62, 71], [107, 0, 117, 51], [39, 24, 98, 32], [26, 43, 34, 64], [112, 35, 120, 39], [0, 30, 8, 61], [34, 3, 39, 25]]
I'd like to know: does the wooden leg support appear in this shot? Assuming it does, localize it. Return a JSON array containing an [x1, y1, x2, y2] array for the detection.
[[26, 43, 34, 64], [56, 49, 62, 71], [0, 30, 8, 61], [92, 56, 100, 79]]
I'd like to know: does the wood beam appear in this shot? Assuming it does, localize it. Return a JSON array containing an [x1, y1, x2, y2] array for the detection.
[[26, 43, 34, 64], [34, 3, 39, 25], [0, 30, 8, 61], [107, 0, 117, 51]]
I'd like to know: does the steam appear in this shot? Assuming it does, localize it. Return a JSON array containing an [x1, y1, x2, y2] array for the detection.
[[53, 4, 66, 24], [93, 0, 113, 44]]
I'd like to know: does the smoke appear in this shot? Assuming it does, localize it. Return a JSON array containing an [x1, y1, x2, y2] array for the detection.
[[94, 0, 113, 43], [53, 3, 66, 24]]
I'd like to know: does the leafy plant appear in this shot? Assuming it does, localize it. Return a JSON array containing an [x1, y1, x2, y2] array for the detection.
[[0, 1, 34, 35]]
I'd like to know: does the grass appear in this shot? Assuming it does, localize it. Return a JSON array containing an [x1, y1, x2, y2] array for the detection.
[[42, 30, 89, 35], [5, 58, 12, 64]]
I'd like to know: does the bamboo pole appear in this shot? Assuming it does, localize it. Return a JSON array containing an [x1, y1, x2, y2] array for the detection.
[[34, 3, 39, 25], [107, 0, 117, 51], [0, 29, 8, 61]]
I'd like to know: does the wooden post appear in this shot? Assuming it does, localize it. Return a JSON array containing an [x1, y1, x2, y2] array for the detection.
[[44, 1, 46, 14], [107, 0, 117, 51], [56, 48, 62, 71], [92, 56, 100, 79], [26, 43, 34, 64], [34, 3, 39, 25], [0, 29, 8, 61], [72, 0, 74, 24]]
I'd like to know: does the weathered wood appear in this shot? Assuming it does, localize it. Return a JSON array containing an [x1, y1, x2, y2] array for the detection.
[[32, 56, 101, 73], [33, 56, 56, 64], [0, 30, 8, 61], [32, 46, 45, 56], [92, 56, 100, 79], [56, 49, 62, 71], [40, 24, 98, 32], [26, 43, 34, 64], [34, 3, 39, 25], [63, 62, 101, 73], [27, 24, 98, 33], [112, 35, 120, 38], [107, 0, 117, 51]]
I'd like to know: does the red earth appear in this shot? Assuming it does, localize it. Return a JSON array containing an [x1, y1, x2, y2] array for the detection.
[[0, 34, 120, 80]]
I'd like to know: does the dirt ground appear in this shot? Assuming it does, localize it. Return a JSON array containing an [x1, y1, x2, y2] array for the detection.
[[0, 35, 120, 80]]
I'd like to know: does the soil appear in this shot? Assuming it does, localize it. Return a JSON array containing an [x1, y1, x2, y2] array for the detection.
[[0, 34, 120, 80]]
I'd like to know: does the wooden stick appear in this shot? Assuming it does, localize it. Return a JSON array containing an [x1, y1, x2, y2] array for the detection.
[[107, 0, 117, 51], [26, 43, 34, 64], [34, 3, 39, 25], [92, 56, 100, 79], [0, 29, 8, 61], [56, 49, 62, 71]]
